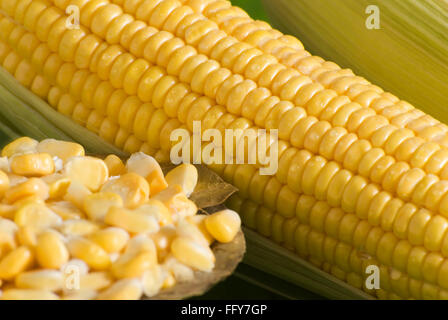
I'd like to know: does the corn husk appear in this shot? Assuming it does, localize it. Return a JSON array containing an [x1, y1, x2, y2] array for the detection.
[[243, 228, 372, 300]]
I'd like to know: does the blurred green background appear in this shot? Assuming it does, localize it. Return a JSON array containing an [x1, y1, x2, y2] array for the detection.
[[231, 0, 269, 21]]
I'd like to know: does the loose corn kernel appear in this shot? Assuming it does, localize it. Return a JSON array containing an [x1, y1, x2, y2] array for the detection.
[[0, 246, 33, 280], [36, 139, 85, 162], [59, 219, 100, 236], [36, 230, 69, 269], [7, 174, 27, 187], [4, 178, 49, 204], [105, 206, 159, 234], [177, 219, 210, 247], [42, 174, 71, 200], [63, 156, 109, 191], [67, 237, 111, 270], [83, 192, 123, 222], [204, 209, 241, 243], [88, 227, 130, 253], [16, 226, 37, 247], [12, 195, 45, 208], [48, 201, 84, 220], [165, 163, 198, 197], [96, 278, 142, 300], [14, 202, 62, 229], [186, 215, 214, 244], [163, 255, 195, 282], [2, 137, 37, 157], [104, 154, 126, 176], [79, 272, 114, 291], [0, 216, 18, 233], [64, 181, 92, 209], [0, 170, 9, 198], [142, 265, 165, 297], [1, 289, 59, 300], [126, 152, 168, 195], [125, 235, 158, 256], [0, 219, 17, 257], [162, 272, 176, 289], [171, 237, 215, 272], [111, 250, 157, 279], [134, 199, 173, 226], [15, 270, 64, 291], [10, 153, 55, 176], [0, 204, 16, 220], [101, 173, 150, 208], [151, 225, 177, 261], [153, 185, 197, 218]]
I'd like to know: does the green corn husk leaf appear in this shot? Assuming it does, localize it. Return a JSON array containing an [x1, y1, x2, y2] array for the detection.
[[262, 0, 448, 122], [243, 228, 372, 300]]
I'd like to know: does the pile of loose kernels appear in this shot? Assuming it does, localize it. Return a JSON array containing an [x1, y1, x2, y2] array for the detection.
[[0, 137, 241, 300]]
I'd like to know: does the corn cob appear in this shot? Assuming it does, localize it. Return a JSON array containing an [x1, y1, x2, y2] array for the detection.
[[1, 0, 448, 300]]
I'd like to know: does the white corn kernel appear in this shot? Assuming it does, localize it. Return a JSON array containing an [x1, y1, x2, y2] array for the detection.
[[64, 181, 92, 209], [37, 139, 85, 162], [14, 202, 62, 229], [163, 255, 195, 282], [59, 219, 100, 236], [101, 173, 150, 208], [88, 227, 130, 253], [104, 206, 159, 234], [83, 192, 123, 222], [142, 265, 166, 298], [15, 270, 64, 291], [126, 152, 167, 195], [2, 137, 38, 157], [165, 164, 198, 197], [171, 237, 215, 272], [63, 156, 108, 191], [96, 278, 142, 300]]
